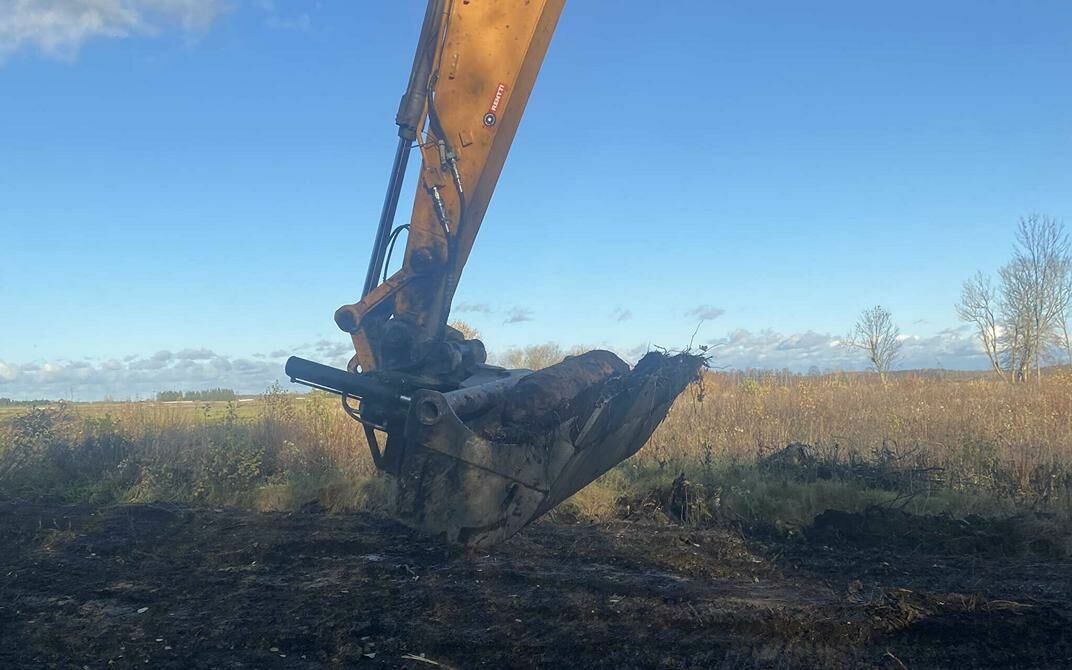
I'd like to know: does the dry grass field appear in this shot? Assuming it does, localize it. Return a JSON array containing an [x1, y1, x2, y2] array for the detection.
[[3, 369, 1071, 525]]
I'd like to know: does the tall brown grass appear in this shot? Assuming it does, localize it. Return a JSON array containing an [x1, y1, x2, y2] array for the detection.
[[647, 370, 1072, 495], [0, 387, 379, 512], [2, 371, 1071, 523], [615, 369, 1072, 523]]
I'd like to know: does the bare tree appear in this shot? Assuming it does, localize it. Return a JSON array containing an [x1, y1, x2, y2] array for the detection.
[[1062, 316, 1072, 368], [1060, 269, 1072, 369], [1001, 215, 1071, 384], [958, 215, 1072, 382], [999, 256, 1036, 381], [448, 320, 481, 341], [956, 272, 1005, 380], [848, 305, 903, 383], [498, 343, 564, 370], [496, 342, 593, 370]]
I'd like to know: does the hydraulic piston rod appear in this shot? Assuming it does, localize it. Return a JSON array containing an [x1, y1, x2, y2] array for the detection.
[[284, 356, 408, 409]]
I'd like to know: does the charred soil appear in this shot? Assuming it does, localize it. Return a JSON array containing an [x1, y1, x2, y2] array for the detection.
[[1, 500, 1069, 669]]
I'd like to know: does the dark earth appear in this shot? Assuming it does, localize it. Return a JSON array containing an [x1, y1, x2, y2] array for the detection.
[[1, 500, 1070, 669]]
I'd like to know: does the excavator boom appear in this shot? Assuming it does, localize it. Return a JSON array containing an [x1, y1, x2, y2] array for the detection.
[[335, 0, 565, 381], [287, 0, 703, 547]]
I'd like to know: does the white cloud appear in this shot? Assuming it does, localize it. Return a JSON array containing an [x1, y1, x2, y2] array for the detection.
[[0, 348, 294, 400], [503, 307, 533, 324], [453, 302, 493, 315], [685, 305, 725, 321], [708, 327, 986, 372], [621, 342, 651, 361], [0, 0, 230, 61], [897, 327, 984, 369], [0, 361, 19, 382], [312, 339, 352, 359], [40, 361, 65, 377], [175, 347, 215, 361]]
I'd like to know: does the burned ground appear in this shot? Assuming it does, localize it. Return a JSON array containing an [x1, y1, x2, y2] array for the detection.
[[0, 500, 1069, 669]]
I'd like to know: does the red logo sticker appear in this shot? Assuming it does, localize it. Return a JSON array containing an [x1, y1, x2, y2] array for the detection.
[[483, 82, 507, 128]]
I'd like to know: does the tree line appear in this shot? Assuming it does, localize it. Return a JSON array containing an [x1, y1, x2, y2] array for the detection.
[[156, 388, 238, 402], [848, 214, 1071, 384], [0, 398, 49, 407]]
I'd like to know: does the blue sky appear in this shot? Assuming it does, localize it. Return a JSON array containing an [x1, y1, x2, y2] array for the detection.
[[1, 1, 1070, 399]]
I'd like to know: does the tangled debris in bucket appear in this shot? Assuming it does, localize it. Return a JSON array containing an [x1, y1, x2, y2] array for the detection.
[[392, 351, 706, 547]]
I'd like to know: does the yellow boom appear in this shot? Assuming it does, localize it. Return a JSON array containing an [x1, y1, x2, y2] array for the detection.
[[335, 0, 566, 382]]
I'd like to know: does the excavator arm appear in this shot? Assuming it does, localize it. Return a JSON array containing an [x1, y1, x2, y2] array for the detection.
[[334, 0, 564, 384], [285, 0, 703, 548]]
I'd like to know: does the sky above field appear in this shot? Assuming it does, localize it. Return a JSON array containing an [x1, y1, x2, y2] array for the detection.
[[2, 1, 1071, 399]]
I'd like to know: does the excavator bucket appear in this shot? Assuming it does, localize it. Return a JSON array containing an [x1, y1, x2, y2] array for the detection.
[[287, 350, 703, 548]]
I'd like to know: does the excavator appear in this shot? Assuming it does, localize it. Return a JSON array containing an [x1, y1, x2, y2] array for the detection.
[[285, 0, 703, 548]]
